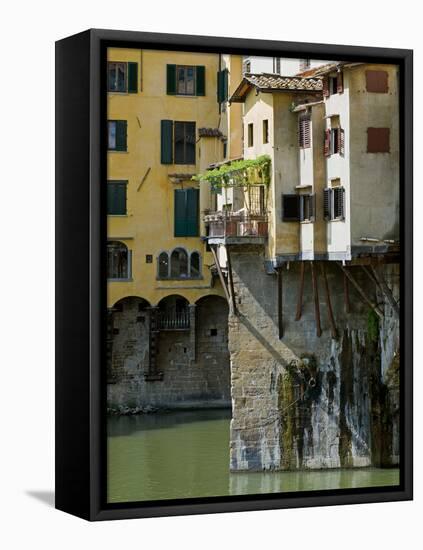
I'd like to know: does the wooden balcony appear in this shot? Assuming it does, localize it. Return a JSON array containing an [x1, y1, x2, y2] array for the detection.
[[204, 211, 268, 244]]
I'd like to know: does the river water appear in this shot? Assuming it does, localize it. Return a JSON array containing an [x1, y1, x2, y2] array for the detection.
[[107, 408, 399, 503]]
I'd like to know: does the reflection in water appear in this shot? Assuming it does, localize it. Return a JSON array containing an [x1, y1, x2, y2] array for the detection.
[[107, 409, 399, 504]]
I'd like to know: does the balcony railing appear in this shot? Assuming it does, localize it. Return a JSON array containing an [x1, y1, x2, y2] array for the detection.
[[157, 309, 190, 330], [204, 211, 268, 239]]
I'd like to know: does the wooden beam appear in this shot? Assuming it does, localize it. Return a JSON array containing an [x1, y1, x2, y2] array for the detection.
[[370, 266, 400, 319], [210, 245, 232, 312], [310, 261, 322, 337], [295, 261, 305, 321], [225, 245, 238, 316], [320, 262, 338, 339], [338, 264, 384, 319], [277, 266, 283, 339], [137, 167, 151, 192], [343, 272, 351, 314]]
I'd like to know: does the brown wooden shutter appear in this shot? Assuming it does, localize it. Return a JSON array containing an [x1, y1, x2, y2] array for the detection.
[[367, 128, 390, 153], [298, 114, 311, 149], [324, 129, 330, 156], [366, 70, 388, 93], [337, 71, 344, 94], [338, 128, 345, 156], [323, 76, 329, 97]]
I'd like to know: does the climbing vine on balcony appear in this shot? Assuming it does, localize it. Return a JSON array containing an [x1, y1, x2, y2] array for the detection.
[[192, 155, 271, 189]]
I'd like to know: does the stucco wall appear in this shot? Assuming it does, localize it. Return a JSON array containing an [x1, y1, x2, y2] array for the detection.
[[349, 64, 400, 247]]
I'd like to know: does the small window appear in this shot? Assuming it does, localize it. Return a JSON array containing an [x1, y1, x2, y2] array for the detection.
[[171, 248, 189, 278], [108, 62, 138, 93], [108, 62, 126, 92], [107, 241, 130, 279], [210, 328, 218, 336], [263, 120, 269, 144], [367, 127, 390, 153], [323, 72, 343, 96], [107, 181, 127, 215], [324, 187, 345, 221], [275, 58, 281, 74], [324, 127, 345, 156], [248, 123, 254, 147], [176, 65, 196, 95], [298, 114, 311, 149], [174, 121, 196, 164], [282, 194, 300, 221], [158, 252, 169, 278], [300, 194, 315, 222], [108, 120, 127, 151], [366, 70, 388, 93], [244, 60, 251, 73]]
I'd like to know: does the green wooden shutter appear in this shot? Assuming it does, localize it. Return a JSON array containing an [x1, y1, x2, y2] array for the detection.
[[217, 69, 228, 103], [115, 121, 127, 151], [174, 189, 187, 236], [167, 64, 176, 95], [107, 182, 127, 215], [217, 70, 222, 103], [185, 188, 199, 236], [223, 69, 228, 102], [196, 66, 205, 96], [161, 120, 173, 164], [128, 63, 138, 93]]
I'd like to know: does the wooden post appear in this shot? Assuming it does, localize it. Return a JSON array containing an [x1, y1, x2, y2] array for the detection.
[[370, 265, 400, 319], [277, 266, 283, 339], [344, 272, 351, 314], [338, 264, 383, 319], [210, 245, 232, 312], [295, 261, 305, 321], [225, 245, 238, 316], [320, 262, 338, 338], [310, 261, 322, 337]]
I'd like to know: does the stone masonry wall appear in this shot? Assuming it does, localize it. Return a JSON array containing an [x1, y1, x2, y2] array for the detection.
[[229, 245, 399, 471], [107, 296, 231, 411]]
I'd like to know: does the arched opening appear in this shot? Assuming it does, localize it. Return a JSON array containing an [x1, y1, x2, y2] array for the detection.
[[170, 248, 188, 278], [158, 251, 169, 278], [157, 294, 190, 330], [190, 251, 201, 278], [107, 241, 130, 279]]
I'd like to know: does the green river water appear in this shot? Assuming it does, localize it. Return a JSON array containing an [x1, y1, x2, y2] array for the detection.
[[107, 408, 399, 503]]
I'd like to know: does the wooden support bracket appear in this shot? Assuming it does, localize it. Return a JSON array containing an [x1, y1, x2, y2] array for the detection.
[[277, 266, 283, 339], [137, 167, 151, 192], [320, 262, 338, 339], [225, 245, 238, 316], [370, 266, 400, 319], [310, 261, 322, 337], [338, 263, 384, 319], [210, 245, 233, 314], [295, 261, 305, 321]]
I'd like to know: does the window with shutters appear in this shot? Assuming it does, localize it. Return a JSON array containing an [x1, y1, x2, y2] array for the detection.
[[323, 71, 343, 97], [263, 120, 269, 144], [174, 122, 196, 164], [248, 123, 254, 147], [157, 248, 201, 279], [323, 187, 345, 221], [167, 65, 205, 96], [107, 181, 127, 215], [108, 62, 138, 93], [174, 188, 199, 237], [108, 120, 127, 151], [298, 114, 311, 149], [324, 127, 345, 156], [107, 241, 131, 280], [367, 127, 390, 153], [282, 194, 315, 222]]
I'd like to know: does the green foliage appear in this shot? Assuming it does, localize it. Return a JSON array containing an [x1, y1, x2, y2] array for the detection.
[[367, 309, 380, 344], [192, 155, 271, 189]]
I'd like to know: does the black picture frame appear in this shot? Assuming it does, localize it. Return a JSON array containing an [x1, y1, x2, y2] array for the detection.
[[55, 28, 413, 521]]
